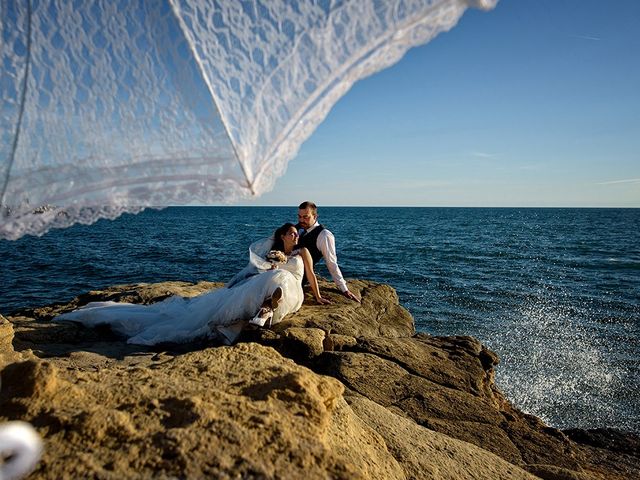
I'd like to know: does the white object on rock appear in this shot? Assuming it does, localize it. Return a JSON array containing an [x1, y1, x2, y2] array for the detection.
[[0, 421, 43, 480]]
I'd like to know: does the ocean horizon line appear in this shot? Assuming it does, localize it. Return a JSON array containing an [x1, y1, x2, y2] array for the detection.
[[166, 205, 640, 209]]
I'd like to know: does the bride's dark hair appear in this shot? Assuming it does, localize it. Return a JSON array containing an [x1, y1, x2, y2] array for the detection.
[[271, 222, 297, 252]]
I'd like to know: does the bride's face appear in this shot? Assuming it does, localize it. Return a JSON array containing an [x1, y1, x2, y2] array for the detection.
[[282, 226, 299, 250]]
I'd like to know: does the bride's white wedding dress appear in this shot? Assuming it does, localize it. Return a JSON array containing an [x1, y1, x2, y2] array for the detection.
[[56, 253, 304, 345]]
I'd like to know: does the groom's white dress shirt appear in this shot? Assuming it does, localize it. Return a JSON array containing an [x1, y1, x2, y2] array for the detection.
[[300, 222, 348, 293]]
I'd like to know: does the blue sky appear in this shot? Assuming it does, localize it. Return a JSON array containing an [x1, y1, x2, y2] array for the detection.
[[238, 0, 639, 207]]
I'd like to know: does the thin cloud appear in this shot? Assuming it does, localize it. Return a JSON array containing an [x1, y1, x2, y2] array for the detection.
[[596, 178, 640, 185], [569, 34, 601, 41], [519, 164, 543, 171], [470, 151, 496, 159]]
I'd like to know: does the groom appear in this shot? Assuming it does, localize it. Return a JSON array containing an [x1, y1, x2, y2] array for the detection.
[[296, 201, 360, 302]]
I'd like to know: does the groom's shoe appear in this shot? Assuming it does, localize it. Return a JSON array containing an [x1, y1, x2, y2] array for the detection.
[[249, 307, 273, 328], [270, 287, 283, 310]]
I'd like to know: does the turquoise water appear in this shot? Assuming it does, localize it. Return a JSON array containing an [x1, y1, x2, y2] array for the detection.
[[1, 207, 639, 432]]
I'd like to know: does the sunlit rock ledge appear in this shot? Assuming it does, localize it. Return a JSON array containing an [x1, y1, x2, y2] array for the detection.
[[2, 279, 638, 479]]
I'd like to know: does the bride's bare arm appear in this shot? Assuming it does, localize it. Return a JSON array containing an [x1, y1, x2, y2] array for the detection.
[[299, 248, 331, 305]]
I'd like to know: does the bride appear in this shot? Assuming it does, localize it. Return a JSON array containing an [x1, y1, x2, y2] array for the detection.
[[56, 223, 330, 345]]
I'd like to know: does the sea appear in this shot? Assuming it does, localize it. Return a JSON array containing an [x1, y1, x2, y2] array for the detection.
[[1, 207, 639, 433]]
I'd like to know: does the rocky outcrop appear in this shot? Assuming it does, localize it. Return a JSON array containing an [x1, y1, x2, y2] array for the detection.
[[1, 315, 24, 367], [2, 279, 638, 479]]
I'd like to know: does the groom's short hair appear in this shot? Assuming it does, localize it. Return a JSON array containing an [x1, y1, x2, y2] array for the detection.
[[298, 201, 317, 214]]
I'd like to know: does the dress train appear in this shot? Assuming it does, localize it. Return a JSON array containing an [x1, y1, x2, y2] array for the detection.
[[56, 254, 304, 345]]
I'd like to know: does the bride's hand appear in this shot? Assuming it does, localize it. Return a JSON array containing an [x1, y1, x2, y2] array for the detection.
[[316, 297, 332, 305]]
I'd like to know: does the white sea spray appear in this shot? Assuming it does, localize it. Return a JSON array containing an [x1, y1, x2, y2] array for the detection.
[[487, 293, 631, 430]]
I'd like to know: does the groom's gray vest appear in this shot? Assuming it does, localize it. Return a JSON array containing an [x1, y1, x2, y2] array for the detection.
[[297, 224, 325, 264]]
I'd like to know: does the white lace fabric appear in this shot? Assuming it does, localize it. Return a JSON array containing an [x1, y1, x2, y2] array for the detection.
[[1, 0, 497, 240]]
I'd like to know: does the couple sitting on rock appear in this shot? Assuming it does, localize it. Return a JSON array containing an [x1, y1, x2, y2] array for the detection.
[[57, 201, 359, 345]]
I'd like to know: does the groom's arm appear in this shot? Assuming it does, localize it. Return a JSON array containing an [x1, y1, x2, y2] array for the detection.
[[317, 230, 359, 301]]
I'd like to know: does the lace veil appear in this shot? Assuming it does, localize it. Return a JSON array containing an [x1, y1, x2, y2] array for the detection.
[[226, 235, 274, 288], [1, 0, 497, 240]]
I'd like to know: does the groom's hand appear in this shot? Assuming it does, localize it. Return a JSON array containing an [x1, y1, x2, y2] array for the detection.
[[342, 290, 360, 303]]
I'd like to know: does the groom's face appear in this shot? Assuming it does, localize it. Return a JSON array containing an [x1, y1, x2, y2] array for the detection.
[[298, 208, 317, 230]]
